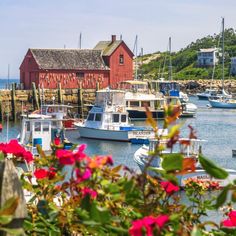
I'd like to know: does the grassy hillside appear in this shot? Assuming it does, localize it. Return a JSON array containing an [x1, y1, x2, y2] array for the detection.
[[138, 28, 236, 80]]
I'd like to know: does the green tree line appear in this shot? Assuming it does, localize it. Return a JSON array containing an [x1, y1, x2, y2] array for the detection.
[[138, 28, 236, 81]]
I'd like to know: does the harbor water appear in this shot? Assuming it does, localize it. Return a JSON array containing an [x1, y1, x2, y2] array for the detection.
[[0, 95, 235, 223], [1, 96, 236, 172]]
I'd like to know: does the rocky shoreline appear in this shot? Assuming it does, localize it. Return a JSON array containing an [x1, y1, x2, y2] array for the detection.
[[177, 79, 236, 94]]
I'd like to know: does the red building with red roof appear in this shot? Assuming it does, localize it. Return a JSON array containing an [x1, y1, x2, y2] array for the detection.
[[20, 35, 134, 89]]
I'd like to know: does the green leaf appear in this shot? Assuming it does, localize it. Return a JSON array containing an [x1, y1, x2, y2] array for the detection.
[[75, 208, 89, 220], [215, 185, 230, 208], [168, 124, 182, 138], [90, 202, 111, 224], [107, 183, 120, 194], [0, 227, 24, 235], [0, 215, 13, 225], [199, 154, 228, 179], [191, 226, 202, 236], [0, 152, 5, 161], [106, 225, 128, 233], [0, 197, 19, 216], [161, 153, 183, 172], [81, 194, 91, 211]]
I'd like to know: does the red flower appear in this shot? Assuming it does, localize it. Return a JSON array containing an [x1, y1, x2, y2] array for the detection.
[[81, 187, 97, 199], [34, 169, 49, 179], [56, 149, 75, 165], [48, 167, 56, 180], [73, 145, 87, 162], [129, 215, 169, 236], [161, 181, 179, 195], [22, 150, 34, 163], [222, 210, 236, 228]]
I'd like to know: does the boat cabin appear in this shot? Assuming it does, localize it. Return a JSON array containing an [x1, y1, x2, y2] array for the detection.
[[19, 115, 69, 155], [119, 80, 149, 93], [41, 104, 73, 120], [85, 89, 129, 130]]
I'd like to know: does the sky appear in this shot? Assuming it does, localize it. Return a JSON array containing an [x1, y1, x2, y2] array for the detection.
[[0, 0, 236, 78]]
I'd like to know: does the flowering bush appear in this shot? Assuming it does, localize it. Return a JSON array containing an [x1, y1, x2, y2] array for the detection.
[[1, 105, 236, 235]]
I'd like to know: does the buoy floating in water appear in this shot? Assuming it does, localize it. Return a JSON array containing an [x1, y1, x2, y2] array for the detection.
[[0, 124, 2, 132]]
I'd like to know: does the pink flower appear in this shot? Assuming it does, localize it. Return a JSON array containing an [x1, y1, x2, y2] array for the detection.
[[155, 215, 169, 228], [222, 210, 236, 228], [56, 149, 75, 165], [34, 169, 49, 179], [229, 211, 236, 225], [222, 219, 235, 227], [129, 215, 169, 236], [76, 168, 92, 182], [129, 219, 144, 236], [161, 181, 179, 195], [78, 144, 87, 153], [81, 187, 97, 199]]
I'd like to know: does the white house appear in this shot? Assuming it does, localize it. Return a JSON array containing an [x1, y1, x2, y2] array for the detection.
[[197, 48, 219, 67], [230, 57, 236, 75]]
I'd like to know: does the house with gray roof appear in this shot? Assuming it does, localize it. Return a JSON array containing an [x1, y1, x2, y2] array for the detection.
[[20, 35, 134, 89]]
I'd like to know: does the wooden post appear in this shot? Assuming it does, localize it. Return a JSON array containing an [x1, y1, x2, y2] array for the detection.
[[32, 82, 39, 111], [11, 84, 16, 121], [96, 81, 100, 91], [58, 83, 63, 104], [0, 159, 27, 236], [38, 86, 41, 109], [77, 87, 84, 119]]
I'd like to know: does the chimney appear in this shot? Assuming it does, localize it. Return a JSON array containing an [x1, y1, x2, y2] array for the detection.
[[111, 35, 116, 43]]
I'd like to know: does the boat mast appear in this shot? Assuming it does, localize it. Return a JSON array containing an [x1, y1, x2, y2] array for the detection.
[[222, 17, 225, 91], [168, 37, 172, 81], [133, 35, 138, 80]]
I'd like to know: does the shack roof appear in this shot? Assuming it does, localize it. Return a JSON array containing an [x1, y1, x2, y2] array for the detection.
[[94, 40, 134, 57], [29, 49, 109, 70]]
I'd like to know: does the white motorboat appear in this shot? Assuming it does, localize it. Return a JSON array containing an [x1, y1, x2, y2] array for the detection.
[[134, 138, 236, 187], [197, 89, 219, 100], [120, 80, 197, 119], [19, 114, 73, 155], [74, 89, 160, 143]]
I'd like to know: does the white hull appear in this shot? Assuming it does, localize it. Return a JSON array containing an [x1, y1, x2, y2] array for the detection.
[[209, 99, 236, 109], [134, 145, 236, 188], [78, 126, 129, 141]]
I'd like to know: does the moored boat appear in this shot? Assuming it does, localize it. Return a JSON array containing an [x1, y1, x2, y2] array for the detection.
[[74, 89, 160, 143], [120, 80, 197, 120], [134, 138, 236, 188], [209, 97, 236, 109], [31, 104, 78, 130], [197, 89, 219, 100], [18, 114, 74, 155]]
